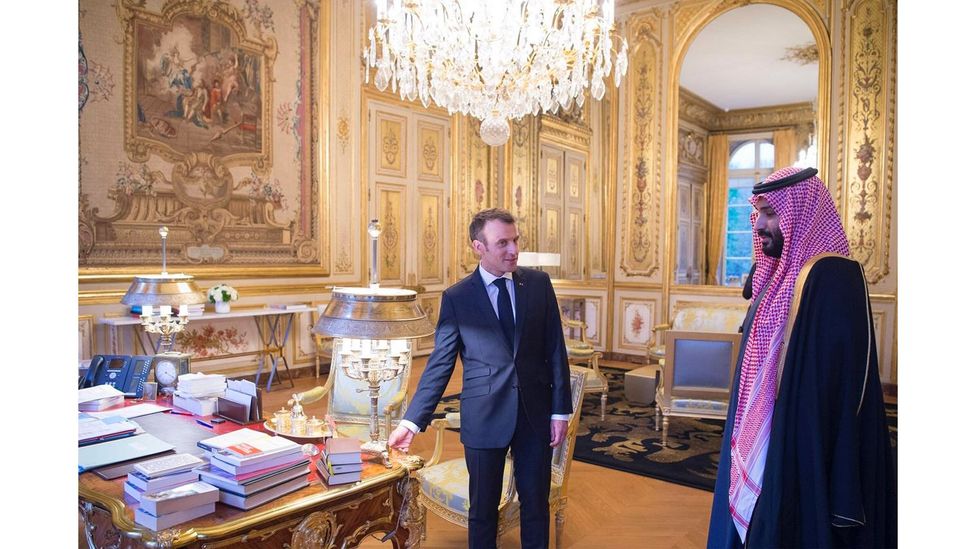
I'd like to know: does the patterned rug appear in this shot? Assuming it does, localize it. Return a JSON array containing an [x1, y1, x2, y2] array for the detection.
[[573, 367, 898, 492], [433, 367, 897, 493]]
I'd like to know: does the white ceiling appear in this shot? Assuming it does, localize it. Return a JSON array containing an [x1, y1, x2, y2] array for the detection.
[[679, 4, 818, 111]]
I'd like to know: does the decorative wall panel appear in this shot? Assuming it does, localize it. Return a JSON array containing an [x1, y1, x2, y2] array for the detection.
[[79, 315, 95, 361], [840, 0, 895, 284], [376, 114, 407, 178], [418, 191, 443, 283], [457, 117, 492, 275], [508, 116, 539, 251], [79, 0, 324, 275], [377, 186, 405, 284], [618, 298, 657, 352], [619, 11, 664, 278], [417, 122, 444, 181], [330, 0, 360, 278]]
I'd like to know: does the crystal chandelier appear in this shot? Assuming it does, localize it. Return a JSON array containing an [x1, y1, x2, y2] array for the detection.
[[363, 0, 628, 146]]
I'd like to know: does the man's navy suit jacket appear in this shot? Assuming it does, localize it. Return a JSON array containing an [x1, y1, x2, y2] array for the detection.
[[403, 267, 572, 449]]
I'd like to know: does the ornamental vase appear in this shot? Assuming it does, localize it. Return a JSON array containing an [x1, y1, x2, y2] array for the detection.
[[215, 301, 231, 314]]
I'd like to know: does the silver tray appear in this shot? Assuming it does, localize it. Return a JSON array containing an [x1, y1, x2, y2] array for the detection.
[[263, 419, 334, 442]]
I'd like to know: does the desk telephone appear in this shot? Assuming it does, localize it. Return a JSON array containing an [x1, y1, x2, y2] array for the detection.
[[79, 354, 153, 398]]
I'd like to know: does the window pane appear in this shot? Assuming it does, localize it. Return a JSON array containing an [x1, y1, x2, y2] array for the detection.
[[729, 142, 756, 170], [724, 258, 754, 286], [727, 205, 752, 231], [725, 231, 753, 258], [727, 186, 752, 206], [759, 142, 775, 169]]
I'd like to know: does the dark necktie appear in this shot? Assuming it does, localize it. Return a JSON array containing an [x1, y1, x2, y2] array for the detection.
[[493, 278, 516, 349]]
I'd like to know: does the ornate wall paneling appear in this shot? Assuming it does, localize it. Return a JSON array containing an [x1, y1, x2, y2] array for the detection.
[[868, 295, 895, 385], [613, 290, 662, 353], [506, 116, 541, 251], [365, 99, 452, 295], [79, 315, 95, 361], [835, 0, 896, 291], [79, 0, 327, 280], [456, 117, 494, 275], [539, 115, 592, 282], [329, 0, 361, 281], [617, 8, 667, 282]]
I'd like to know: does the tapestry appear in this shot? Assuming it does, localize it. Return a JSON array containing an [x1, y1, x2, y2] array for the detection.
[[78, 0, 323, 273]]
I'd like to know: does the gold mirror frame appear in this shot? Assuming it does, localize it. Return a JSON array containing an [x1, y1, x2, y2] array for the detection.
[[665, 0, 831, 290]]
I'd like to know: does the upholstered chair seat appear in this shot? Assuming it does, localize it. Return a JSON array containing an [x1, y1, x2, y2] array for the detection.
[[412, 367, 587, 548]]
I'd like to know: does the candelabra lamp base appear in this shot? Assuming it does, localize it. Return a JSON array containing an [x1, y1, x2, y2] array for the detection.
[[361, 440, 392, 468]]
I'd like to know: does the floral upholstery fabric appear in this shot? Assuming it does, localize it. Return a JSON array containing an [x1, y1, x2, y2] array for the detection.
[[672, 306, 747, 333], [331, 367, 406, 418]]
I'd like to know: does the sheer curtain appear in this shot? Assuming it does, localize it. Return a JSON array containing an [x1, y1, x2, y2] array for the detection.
[[705, 133, 729, 285], [773, 128, 797, 170]]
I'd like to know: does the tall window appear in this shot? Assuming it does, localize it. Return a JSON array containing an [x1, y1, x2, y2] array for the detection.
[[724, 137, 774, 286]]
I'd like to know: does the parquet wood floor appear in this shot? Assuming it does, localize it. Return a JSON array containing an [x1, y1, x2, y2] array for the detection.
[[264, 358, 713, 548]]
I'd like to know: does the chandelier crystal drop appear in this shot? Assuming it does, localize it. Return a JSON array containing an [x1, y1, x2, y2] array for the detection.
[[363, 0, 628, 145]]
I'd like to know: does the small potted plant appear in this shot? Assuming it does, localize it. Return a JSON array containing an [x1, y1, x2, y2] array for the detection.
[[207, 283, 238, 313]]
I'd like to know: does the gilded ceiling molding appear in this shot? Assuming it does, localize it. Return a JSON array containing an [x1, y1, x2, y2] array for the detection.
[[840, 0, 895, 284], [678, 87, 721, 129], [712, 102, 816, 132], [619, 9, 664, 278]]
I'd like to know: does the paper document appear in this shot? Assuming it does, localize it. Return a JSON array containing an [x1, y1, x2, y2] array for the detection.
[[78, 385, 125, 403], [86, 403, 171, 420]]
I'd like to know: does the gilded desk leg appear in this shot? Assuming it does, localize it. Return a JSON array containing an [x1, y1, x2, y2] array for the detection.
[[395, 474, 425, 548]]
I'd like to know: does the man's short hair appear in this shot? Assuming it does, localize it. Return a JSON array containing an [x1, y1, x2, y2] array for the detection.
[[469, 208, 516, 243]]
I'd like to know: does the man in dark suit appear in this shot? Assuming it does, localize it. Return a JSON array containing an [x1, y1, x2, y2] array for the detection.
[[388, 208, 573, 549]]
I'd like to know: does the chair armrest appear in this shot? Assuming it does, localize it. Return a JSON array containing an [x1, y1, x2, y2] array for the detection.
[[382, 383, 409, 437], [427, 412, 460, 467]]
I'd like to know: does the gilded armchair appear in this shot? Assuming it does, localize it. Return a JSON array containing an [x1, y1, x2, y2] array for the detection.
[[561, 314, 608, 421], [646, 301, 748, 363], [655, 330, 741, 447], [291, 338, 412, 442], [412, 367, 587, 548]]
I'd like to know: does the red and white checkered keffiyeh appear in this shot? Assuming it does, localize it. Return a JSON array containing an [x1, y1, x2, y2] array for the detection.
[[728, 167, 850, 542]]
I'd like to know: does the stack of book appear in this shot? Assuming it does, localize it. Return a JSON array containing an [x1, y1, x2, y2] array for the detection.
[[78, 385, 125, 412], [199, 429, 309, 509], [315, 437, 363, 486], [134, 481, 219, 530], [123, 453, 205, 502], [173, 373, 226, 416]]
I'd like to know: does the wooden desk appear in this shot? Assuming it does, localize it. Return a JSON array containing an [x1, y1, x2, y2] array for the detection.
[[78, 411, 425, 548], [98, 307, 317, 392]]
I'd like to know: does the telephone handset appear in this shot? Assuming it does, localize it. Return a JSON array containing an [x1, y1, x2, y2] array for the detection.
[[79, 354, 153, 398]]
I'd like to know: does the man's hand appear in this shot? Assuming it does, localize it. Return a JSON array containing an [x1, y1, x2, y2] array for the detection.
[[550, 419, 569, 448], [387, 425, 415, 452]]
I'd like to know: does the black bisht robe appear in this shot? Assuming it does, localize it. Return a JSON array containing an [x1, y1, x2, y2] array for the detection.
[[708, 255, 897, 548]]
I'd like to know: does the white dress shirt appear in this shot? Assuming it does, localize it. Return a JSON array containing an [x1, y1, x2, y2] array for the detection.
[[399, 264, 570, 435]]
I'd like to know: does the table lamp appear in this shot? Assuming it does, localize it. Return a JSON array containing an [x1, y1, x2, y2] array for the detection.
[[120, 226, 205, 353]]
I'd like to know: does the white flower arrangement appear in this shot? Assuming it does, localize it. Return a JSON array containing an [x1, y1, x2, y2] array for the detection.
[[207, 283, 239, 304]]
